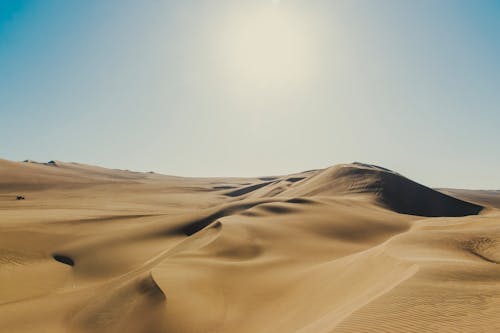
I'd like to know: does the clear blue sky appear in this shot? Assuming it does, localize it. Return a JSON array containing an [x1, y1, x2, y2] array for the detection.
[[1, 0, 499, 188]]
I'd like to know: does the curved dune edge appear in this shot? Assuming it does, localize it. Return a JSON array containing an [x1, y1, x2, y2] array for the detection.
[[223, 163, 483, 217], [294, 264, 420, 333], [0, 159, 499, 332]]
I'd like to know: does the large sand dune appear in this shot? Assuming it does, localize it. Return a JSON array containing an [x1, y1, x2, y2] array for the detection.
[[1, 158, 499, 332]]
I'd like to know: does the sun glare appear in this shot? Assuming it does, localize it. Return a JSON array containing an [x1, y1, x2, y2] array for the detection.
[[214, 5, 316, 91]]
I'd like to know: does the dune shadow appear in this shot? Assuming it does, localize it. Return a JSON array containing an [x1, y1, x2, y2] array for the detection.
[[137, 274, 166, 302], [376, 172, 483, 217], [286, 197, 316, 204], [286, 177, 306, 183], [225, 181, 275, 197], [181, 202, 270, 236], [259, 177, 278, 181], [53, 254, 74, 266], [256, 204, 297, 214], [212, 185, 238, 190]]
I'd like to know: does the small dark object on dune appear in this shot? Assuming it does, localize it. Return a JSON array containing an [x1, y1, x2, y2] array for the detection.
[[16, 195, 25, 200]]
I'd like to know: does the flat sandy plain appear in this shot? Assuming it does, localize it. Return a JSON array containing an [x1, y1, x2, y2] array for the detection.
[[1, 159, 500, 332]]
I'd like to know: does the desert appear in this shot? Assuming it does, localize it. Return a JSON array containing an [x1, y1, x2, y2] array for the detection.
[[2, 1, 499, 332], [1, 159, 499, 332]]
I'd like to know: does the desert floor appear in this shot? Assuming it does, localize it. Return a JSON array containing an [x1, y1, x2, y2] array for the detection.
[[1, 159, 499, 333]]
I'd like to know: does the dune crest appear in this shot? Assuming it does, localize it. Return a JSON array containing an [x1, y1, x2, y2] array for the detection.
[[224, 162, 483, 217], [0, 159, 499, 332], [292, 163, 483, 217]]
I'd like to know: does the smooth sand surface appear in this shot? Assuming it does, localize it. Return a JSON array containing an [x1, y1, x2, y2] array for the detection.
[[1, 159, 499, 332]]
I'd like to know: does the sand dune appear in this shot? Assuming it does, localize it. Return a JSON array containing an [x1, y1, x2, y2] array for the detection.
[[1, 159, 499, 332]]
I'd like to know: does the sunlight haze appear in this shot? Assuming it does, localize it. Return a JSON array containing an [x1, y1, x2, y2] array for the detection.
[[1, 0, 499, 188]]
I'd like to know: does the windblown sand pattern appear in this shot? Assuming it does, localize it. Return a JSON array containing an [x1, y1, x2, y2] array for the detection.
[[1, 159, 499, 332]]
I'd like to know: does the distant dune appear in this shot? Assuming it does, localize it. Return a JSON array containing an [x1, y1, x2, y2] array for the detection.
[[1, 158, 499, 332]]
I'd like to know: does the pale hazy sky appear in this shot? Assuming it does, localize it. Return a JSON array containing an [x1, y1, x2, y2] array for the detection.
[[1, 0, 499, 188]]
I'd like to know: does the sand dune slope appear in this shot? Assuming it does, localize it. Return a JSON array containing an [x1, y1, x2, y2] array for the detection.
[[1, 159, 499, 332]]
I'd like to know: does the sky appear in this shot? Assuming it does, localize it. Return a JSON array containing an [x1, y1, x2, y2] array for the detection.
[[0, 0, 499, 188]]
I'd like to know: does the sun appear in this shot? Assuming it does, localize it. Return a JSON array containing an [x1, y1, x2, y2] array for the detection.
[[213, 5, 316, 91]]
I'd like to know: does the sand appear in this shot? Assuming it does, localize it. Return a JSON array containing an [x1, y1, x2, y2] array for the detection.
[[1, 159, 499, 332]]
